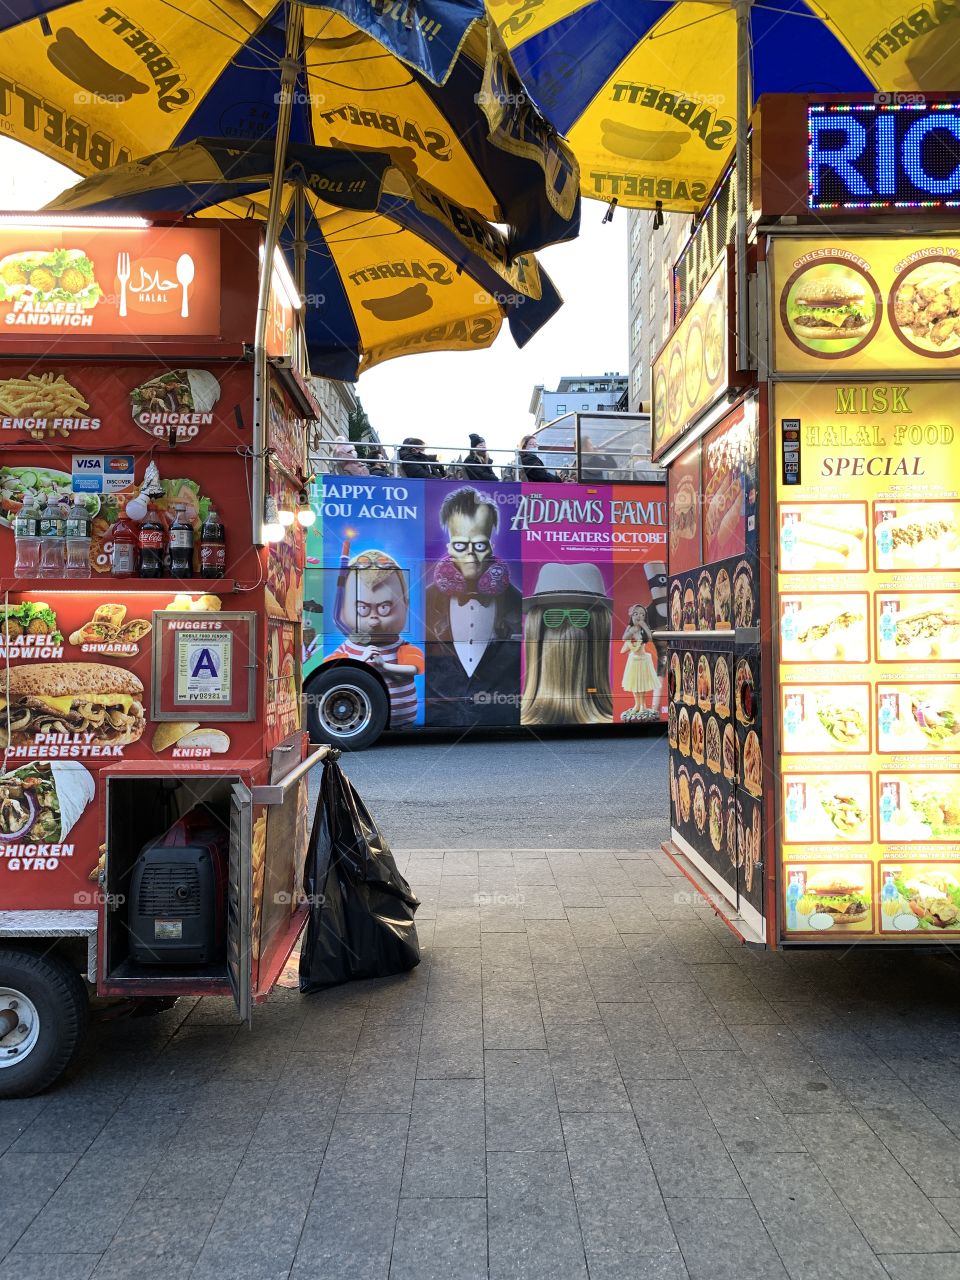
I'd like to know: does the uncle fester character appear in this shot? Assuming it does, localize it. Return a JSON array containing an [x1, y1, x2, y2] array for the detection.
[[425, 487, 521, 725]]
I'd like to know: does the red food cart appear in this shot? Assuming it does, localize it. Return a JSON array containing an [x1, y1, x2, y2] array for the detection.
[[0, 214, 325, 1096]]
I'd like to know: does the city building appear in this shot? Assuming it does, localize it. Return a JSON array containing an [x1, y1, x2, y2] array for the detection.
[[528, 373, 628, 430], [626, 209, 690, 412]]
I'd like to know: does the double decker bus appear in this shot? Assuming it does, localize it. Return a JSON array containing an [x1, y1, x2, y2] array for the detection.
[[302, 414, 668, 748]]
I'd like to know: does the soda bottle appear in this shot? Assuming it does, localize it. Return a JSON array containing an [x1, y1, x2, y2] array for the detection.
[[169, 504, 195, 578], [63, 496, 92, 578], [199, 508, 225, 579], [38, 493, 66, 578], [139, 506, 166, 579], [110, 513, 139, 577], [14, 496, 41, 578]]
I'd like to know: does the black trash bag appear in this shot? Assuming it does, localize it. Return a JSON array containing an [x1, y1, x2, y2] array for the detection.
[[299, 758, 420, 991]]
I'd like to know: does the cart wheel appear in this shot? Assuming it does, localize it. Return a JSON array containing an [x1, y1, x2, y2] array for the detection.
[[0, 949, 89, 1098], [306, 666, 389, 750]]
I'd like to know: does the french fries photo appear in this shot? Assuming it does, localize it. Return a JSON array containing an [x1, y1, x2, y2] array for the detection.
[[0, 371, 91, 440]]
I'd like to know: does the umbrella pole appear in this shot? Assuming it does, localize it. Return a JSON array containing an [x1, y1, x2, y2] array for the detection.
[[252, 1, 303, 546], [735, 0, 750, 370], [293, 182, 307, 373]]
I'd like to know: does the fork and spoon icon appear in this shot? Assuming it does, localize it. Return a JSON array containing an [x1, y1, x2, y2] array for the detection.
[[116, 251, 195, 318]]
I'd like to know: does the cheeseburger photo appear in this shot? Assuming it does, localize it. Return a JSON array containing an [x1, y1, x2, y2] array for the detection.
[[805, 869, 869, 925], [0, 662, 145, 749], [788, 272, 871, 341]]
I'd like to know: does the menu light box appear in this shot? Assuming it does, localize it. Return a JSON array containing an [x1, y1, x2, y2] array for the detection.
[[808, 101, 960, 210]]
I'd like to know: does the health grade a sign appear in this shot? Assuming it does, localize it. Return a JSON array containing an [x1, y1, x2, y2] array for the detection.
[[175, 632, 233, 706], [809, 102, 960, 210]]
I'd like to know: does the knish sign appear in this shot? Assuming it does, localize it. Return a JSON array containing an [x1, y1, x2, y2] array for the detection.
[[808, 102, 960, 210]]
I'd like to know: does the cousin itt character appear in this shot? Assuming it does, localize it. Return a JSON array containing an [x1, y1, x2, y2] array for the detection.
[[425, 487, 521, 725], [326, 550, 424, 727]]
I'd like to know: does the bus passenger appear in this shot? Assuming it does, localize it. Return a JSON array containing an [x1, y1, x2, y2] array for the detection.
[[462, 434, 498, 482], [399, 438, 446, 478], [518, 435, 560, 483], [580, 435, 617, 483], [332, 436, 369, 476], [328, 552, 424, 727]]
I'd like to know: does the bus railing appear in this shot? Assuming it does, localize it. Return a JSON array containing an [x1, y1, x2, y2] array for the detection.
[[310, 441, 663, 485]]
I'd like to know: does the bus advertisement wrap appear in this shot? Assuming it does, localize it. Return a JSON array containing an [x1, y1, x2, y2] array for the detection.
[[304, 476, 668, 735]]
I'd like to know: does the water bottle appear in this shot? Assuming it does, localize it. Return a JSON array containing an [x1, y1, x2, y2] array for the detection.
[[64, 495, 92, 578], [14, 496, 41, 578], [39, 493, 66, 578]]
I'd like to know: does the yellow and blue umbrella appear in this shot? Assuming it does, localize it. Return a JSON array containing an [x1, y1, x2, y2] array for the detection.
[[46, 136, 563, 377], [487, 0, 960, 212], [0, 1, 578, 253]]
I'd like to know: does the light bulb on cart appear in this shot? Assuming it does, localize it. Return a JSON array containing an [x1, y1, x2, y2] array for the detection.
[[277, 506, 296, 527], [262, 496, 285, 543], [296, 490, 316, 527]]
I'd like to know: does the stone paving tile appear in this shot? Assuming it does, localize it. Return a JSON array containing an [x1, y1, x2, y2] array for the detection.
[[14, 1153, 160, 1256], [0, 1153, 79, 1264], [563, 1112, 678, 1270], [485, 1049, 564, 1153], [390, 1198, 487, 1280], [666, 1198, 789, 1280], [487, 1151, 588, 1280], [733, 1152, 890, 1280], [0, 1251, 102, 1280], [402, 1079, 486, 1199]]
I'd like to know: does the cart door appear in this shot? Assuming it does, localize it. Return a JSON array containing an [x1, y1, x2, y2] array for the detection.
[[228, 782, 253, 1026]]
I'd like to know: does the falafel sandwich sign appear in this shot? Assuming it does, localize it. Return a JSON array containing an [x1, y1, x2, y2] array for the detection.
[[769, 236, 960, 375], [0, 225, 220, 338]]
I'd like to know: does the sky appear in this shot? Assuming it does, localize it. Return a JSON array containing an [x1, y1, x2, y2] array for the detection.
[[0, 138, 628, 458]]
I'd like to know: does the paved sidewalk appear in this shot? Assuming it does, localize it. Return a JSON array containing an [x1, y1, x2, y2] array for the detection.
[[3, 846, 960, 1279]]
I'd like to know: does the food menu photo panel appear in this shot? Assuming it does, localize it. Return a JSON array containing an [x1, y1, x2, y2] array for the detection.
[[770, 236, 960, 375], [772, 379, 960, 941], [667, 442, 701, 586], [702, 403, 747, 566]]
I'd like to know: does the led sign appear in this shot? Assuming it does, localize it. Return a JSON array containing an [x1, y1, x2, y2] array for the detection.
[[808, 102, 960, 210]]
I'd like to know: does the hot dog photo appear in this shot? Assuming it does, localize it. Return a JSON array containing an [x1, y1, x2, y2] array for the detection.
[[779, 503, 868, 573]]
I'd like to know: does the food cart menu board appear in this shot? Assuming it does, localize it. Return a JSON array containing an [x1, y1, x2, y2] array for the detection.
[[769, 237, 960, 375], [774, 380, 960, 939]]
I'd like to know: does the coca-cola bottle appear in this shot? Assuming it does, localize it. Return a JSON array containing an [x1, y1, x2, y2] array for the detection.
[[110, 514, 139, 578], [169, 504, 195, 578], [139, 506, 165, 578], [199, 508, 226, 579]]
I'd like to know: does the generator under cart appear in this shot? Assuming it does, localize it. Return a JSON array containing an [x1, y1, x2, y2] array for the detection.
[[0, 214, 323, 1096]]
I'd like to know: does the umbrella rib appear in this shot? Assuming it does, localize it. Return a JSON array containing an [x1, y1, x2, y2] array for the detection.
[[151, 0, 283, 60]]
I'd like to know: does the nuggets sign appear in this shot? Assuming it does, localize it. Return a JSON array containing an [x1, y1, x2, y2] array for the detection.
[[808, 102, 960, 210]]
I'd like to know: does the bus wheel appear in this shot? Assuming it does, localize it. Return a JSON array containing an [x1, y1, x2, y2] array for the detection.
[[0, 949, 89, 1098], [306, 667, 388, 750]]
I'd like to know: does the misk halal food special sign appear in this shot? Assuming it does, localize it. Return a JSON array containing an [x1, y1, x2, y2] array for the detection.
[[0, 225, 220, 338], [770, 237, 960, 374], [652, 253, 731, 460]]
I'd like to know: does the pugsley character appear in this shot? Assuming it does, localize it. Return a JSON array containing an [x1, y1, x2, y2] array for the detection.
[[327, 551, 424, 727]]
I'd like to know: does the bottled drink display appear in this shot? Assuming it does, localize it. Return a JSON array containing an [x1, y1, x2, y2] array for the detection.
[[169, 504, 195, 578], [110, 513, 139, 577], [38, 493, 65, 578], [138, 506, 166, 579], [63, 496, 92, 579], [199, 508, 225, 579], [14, 497, 41, 578]]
